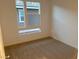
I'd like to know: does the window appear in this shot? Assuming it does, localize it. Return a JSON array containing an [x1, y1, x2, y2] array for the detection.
[[26, 2, 40, 29], [16, 0, 25, 29], [16, 0, 40, 30]]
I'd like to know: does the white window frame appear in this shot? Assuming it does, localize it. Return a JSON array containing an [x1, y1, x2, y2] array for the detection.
[[16, 0, 41, 32], [18, 9, 25, 22]]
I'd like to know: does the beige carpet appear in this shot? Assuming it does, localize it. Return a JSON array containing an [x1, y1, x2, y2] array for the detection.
[[5, 37, 77, 59]]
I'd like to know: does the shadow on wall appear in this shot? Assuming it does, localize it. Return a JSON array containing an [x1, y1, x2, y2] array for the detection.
[[51, 0, 78, 48], [52, 0, 77, 13]]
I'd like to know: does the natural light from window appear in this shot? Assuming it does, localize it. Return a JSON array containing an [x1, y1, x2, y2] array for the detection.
[[16, 0, 41, 34]]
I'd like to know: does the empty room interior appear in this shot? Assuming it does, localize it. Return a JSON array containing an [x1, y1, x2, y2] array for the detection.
[[0, 0, 78, 59]]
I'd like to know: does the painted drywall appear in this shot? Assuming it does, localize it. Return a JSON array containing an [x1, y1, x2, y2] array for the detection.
[[0, 24, 5, 59], [0, 0, 51, 46], [51, 0, 78, 49]]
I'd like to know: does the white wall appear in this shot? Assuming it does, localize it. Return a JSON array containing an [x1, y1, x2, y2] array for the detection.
[[51, 0, 78, 49], [0, 24, 5, 59], [1, 0, 77, 49], [0, 0, 51, 46]]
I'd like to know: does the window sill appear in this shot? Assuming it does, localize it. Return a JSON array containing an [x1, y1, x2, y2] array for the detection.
[[18, 28, 41, 35]]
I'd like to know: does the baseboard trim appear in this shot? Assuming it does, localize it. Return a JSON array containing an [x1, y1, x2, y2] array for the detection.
[[5, 36, 52, 48], [50, 37, 78, 50]]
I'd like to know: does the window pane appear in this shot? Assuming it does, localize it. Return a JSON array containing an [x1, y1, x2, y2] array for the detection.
[[16, 0, 25, 29], [26, 2, 40, 28], [15, 0, 41, 30]]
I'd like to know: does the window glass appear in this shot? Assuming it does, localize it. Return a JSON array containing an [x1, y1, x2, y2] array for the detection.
[[16, 0, 41, 29], [26, 2, 40, 29], [16, 0, 25, 29]]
